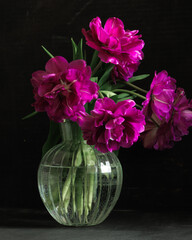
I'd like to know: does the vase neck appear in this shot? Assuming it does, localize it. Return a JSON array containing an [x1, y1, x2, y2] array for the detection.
[[59, 120, 83, 142]]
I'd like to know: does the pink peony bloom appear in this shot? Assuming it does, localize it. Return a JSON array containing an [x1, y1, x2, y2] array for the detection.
[[111, 61, 139, 81], [141, 88, 192, 150], [31, 56, 99, 122], [172, 88, 192, 141], [142, 70, 176, 122], [82, 17, 144, 80], [79, 97, 145, 153], [141, 114, 174, 150]]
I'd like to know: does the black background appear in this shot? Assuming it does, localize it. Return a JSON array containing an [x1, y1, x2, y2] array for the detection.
[[1, 0, 192, 211]]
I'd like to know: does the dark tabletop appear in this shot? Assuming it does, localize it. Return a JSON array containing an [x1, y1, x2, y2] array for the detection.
[[1, 209, 192, 240]]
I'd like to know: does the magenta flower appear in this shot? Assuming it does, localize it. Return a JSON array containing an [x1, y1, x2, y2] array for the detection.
[[142, 70, 176, 122], [31, 56, 99, 122], [141, 114, 174, 150], [79, 97, 145, 153], [141, 88, 192, 150], [172, 88, 192, 141], [111, 61, 139, 81], [82, 17, 144, 80]]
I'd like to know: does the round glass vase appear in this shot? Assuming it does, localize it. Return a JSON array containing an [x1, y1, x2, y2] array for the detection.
[[37, 120, 123, 227]]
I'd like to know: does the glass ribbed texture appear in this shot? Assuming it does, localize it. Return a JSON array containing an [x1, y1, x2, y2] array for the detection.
[[38, 120, 123, 226]]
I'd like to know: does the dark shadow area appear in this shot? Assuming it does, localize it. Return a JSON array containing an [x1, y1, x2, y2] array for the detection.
[[0, 208, 61, 228]]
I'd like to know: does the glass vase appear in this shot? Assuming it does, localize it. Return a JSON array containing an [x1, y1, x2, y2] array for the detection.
[[37, 120, 123, 226]]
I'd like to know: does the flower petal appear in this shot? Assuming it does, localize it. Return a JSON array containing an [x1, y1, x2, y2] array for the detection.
[[104, 17, 125, 38], [45, 56, 68, 73], [82, 17, 144, 68], [68, 60, 86, 71]]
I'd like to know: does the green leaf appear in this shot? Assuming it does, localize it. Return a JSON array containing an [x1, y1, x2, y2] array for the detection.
[[71, 38, 78, 60], [118, 93, 130, 99], [90, 77, 98, 83], [100, 90, 117, 98], [42, 120, 61, 157], [41, 45, 54, 58], [118, 96, 135, 101], [71, 38, 84, 60], [100, 81, 113, 91], [76, 38, 83, 60], [129, 74, 150, 83], [117, 92, 136, 102], [98, 64, 114, 87], [90, 50, 99, 69], [111, 82, 126, 89], [22, 111, 38, 120], [110, 95, 118, 103]]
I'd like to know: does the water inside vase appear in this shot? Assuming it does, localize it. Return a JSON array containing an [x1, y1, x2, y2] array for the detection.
[[38, 164, 121, 226]]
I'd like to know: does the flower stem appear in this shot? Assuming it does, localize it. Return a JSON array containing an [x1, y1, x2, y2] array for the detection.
[[99, 91, 105, 98], [92, 61, 102, 76], [88, 173, 94, 210], [75, 170, 84, 221], [135, 104, 143, 109], [124, 81, 148, 94], [62, 169, 72, 202], [113, 89, 146, 100]]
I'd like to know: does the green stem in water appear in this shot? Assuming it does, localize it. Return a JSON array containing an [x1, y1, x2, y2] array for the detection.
[[72, 169, 76, 214], [113, 89, 146, 100], [62, 169, 72, 202], [75, 169, 84, 222], [64, 185, 71, 213], [88, 173, 94, 210], [81, 144, 89, 222], [84, 170, 89, 222]]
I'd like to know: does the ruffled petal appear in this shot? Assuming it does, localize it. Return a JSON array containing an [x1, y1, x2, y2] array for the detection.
[[94, 97, 116, 111], [82, 17, 144, 67], [104, 17, 125, 37], [68, 60, 86, 71], [80, 98, 145, 153], [31, 71, 46, 87], [45, 56, 68, 73]]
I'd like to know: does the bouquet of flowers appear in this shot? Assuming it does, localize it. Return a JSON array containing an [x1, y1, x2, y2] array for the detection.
[[25, 17, 192, 225], [27, 16, 192, 153]]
